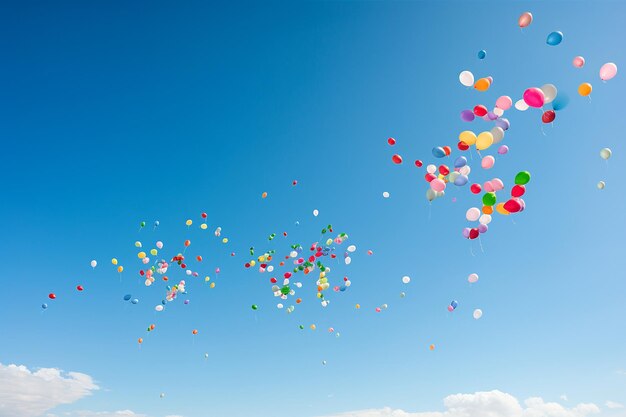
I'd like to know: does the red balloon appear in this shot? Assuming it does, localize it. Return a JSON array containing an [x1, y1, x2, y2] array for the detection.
[[387, 137, 396, 146], [542, 110, 556, 123], [439, 165, 450, 176], [284, 272, 292, 279], [48, 293, 56, 299], [425, 173, 437, 183], [270, 277, 277, 283], [469, 228, 479, 239], [503, 198, 522, 213], [442, 146, 452, 156], [201, 212, 207, 219], [197, 255, 203, 262], [473, 105, 488, 116], [180, 263, 187, 269], [184, 240, 191, 247], [470, 183, 482, 194], [458, 141, 469, 151], [414, 160, 423, 167], [76, 285, 84, 291], [511, 185, 526, 197], [139, 270, 145, 276], [292, 180, 298, 186], [391, 154, 403, 164]]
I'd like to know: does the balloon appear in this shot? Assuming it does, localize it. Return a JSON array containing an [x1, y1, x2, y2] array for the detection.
[[186, 219, 192, 226], [429, 344, 435, 351], [251, 304, 258, 310], [491, 178, 504, 191], [600, 148, 612, 160], [432, 147, 446, 158], [479, 214, 492, 225], [552, 93, 570, 111], [515, 171, 531, 185], [578, 83, 592, 96], [503, 198, 522, 213], [192, 329, 198, 335], [382, 191, 390, 198], [599, 63, 617, 81], [454, 175, 468, 186], [511, 185, 526, 197], [518, 12, 533, 28], [117, 266, 124, 273], [313, 209, 319, 216], [137, 251, 146, 259], [414, 160, 423, 167], [430, 178, 446, 192], [495, 95, 512, 110], [460, 110, 475, 122], [542, 110, 556, 123], [474, 77, 491, 92], [573, 56, 585, 68], [495, 202, 510, 215], [459, 165, 471, 176], [123, 294, 132, 301], [451, 300, 459, 309], [402, 276, 411, 284], [462, 228, 471, 238], [486, 111, 498, 121], [140, 221, 146, 228], [546, 31, 563, 46], [481, 155, 495, 169], [90, 260, 97, 268], [491, 127, 504, 144], [473, 309, 483, 319], [458, 141, 469, 151], [426, 189, 436, 202], [476, 131, 494, 150], [155, 305, 164, 312], [154, 220, 160, 227], [138, 338, 143, 344], [131, 298, 139, 304], [76, 285, 84, 291], [466, 207, 481, 222], [498, 145, 509, 155], [515, 99, 529, 111], [156, 241, 163, 249], [473, 105, 488, 116], [42, 303, 48, 309], [459, 70, 474, 87], [459, 131, 477, 146], [597, 181, 606, 190], [262, 192, 268, 198], [523, 88, 545, 108], [477, 49, 487, 59], [439, 165, 450, 175], [493, 107, 504, 117], [48, 293, 56, 299], [468, 273, 479, 284], [470, 184, 482, 194], [469, 228, 479, 239], [540, 84, 557, 103], [392, 154, 403, 164], [426, 164, 437, 174], [111, 258, 118, 265], [454, 156, 467, 168], [482, 192, 496, 207], [387, 137, 396, 146]]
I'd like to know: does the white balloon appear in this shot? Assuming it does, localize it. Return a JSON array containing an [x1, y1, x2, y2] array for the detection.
[[514, 99, 529, 111], [426, 164, 437, 174], [347, 245, 356, 253], [466, 207, 481, 222], [277, 303, 284, 309], [90, 260, 97, 268], [597, 181, 606, 190], [155, 305, 164, 312], [540, 84, 558, 104], [600, 148, 612, 160], [473, 309, 483, 319], [479, 214, 492, 225], [313, 209, 319, 217], [402, 276, 411, 284], [459, 70, 474, 87], [491, 127, 505, 144], [468, 273, 479, 283], [459, 165, 471, 176], [493, 107, 504, 117], [344, 256, 351, 265], [382, 191, 390, 198]]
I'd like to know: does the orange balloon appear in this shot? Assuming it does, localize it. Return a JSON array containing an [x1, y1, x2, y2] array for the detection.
[[495, 202, 510, 215], [474, 77, 491, 92], [138, 338, 143, 344], [192, 329, 198, 335], [429, 344, 435, 351], [184, 240, 191, 247], [482, 205, 494, 215], [197, 256, 202, 262], [262, 192, 268, 198], [578, 82, 592, 97], [296, 298, 302, 304]]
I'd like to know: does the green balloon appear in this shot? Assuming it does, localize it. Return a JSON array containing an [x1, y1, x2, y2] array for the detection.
[[140, 221, 146, 227], [251, 304, 258, 310], [299, 325, 304, 330], [280, 286, 290, 295], [482, 192, 497, 206], [515, 171, 531, 185]]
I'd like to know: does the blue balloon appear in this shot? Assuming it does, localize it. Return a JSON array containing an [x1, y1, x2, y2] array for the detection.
[[154, 220, 160, 227], [454, 156, 467, 168], [477, 49, 487, 59], [123, 294, 132, 301], [495, 118, 510, 131], [454, 175, 469, 186], [131, 298, 139, 305], [432, 147, 446, 158], [161, 300, 166, 305], [340, 286, 346, 292], [552, 93, 570, 111], [42, 303, 48, 309], [451, 300, 459, 309], [546, 31, 563, 46]]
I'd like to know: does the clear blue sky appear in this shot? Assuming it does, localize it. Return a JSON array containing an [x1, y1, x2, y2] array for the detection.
[[1, 1, 625, 416]]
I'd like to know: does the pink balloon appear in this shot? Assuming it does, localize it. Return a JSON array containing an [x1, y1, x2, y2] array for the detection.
[[481, 155, 495, 169], [492, 178, 504, 191], [600, 63, 618, 81], [572, 56, 585, 68], [483, 181, 494, 192], [518, 12, 533, 28], [447, 305, 454, 312], [523, 88, 545, 108], [430, 178, 446, 192], [495, 96, 512, 110], [498, 145, 509, 155]]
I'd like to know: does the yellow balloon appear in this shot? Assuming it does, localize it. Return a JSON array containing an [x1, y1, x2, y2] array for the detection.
[[200, 223, 207, 230], [111, 258, 118, 265], [137, 252, 146, 259], [150, 249, 158, 256], [578, 82, 592, 96], [117, 266, 124, 273], [250, 260, 256, 267], [186, 219, 192, 226], [222, 238, 228, 244], [325, 238, 332, 245], [205, 276, 210, 282], [459, 130, 477, 145], [210, 282, 216, 288], [134, 241, 142, 248], [476, 131, 494, 150], [355, 303, 361, 309], [474, 77, 491, 92], [310, 324, 316, 330], [495, 202, 510, 215]]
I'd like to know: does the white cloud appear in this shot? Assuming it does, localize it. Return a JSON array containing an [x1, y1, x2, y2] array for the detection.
[[315, 390, 601, 417], [63, 411, 148, 417], [606, 401, 624, 409], [0, 363, 99, 417]]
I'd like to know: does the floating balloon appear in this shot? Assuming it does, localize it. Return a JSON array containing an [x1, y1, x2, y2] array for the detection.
[[546, 31, 563, 46], [473, 309, 483, 319], [540, 84, 557, 103], [392, 154, 403, 164], [156, 241, 163, 249], [573, 56, 585, 68], [476, 131, 494, 150], [48, 293, 56, 299], [111, 258, 118, 265], [515, 171, 531, 185], [482, 192, 496, 207], [542, 110, 556, 123], [432, 147, 446, 158], [495, 96, 512, 110], [477, 50, 487, 59], [523, 88, 545, 108], [468, 273, 479, 284], [466, 207, 481, 222], [597, 181, 606, 190], [511, 185, 526, 197], [600, 148, 612, 160], [599, 63, 617, 81], [414, 160, 423, 167], [402, 276, 411, 284], [262, 192, 268, 199], [430, 179, 446, 192], [470, 184, 482, 194], [42, 303, 48, 309], [454, 156, 467, 168], [515, 99, 529, 111], [76, 285, 84, 291], [518, 12, 533, 28], [123, 294, 132, 301], [90, 260, 97, 268], [382, 191, 390, 198], [498, 145, 509, 155], [491, 127, 504, 144], [474, 77, 491, 92], [481, 155, 495, 169], [387, 137, 396, 146], [460, 110, 475, 122], [473, 105, 488, 117], [578, 82, 592, 96], [459, 70, 474, 87], [459, 131, 477, 146]]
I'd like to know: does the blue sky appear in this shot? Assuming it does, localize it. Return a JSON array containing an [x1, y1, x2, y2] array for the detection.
[[1, 1, 625, 417]]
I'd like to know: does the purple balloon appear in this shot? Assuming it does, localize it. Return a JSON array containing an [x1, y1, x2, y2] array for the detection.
[[487, 111, 498, 120], [460, 110, 475, 122], [184, 300, 190, 305], [495, 118, 510, 131], [462, 228, 471, 238], [498, 145, 509, 155], [478, 224, 489, 233]]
